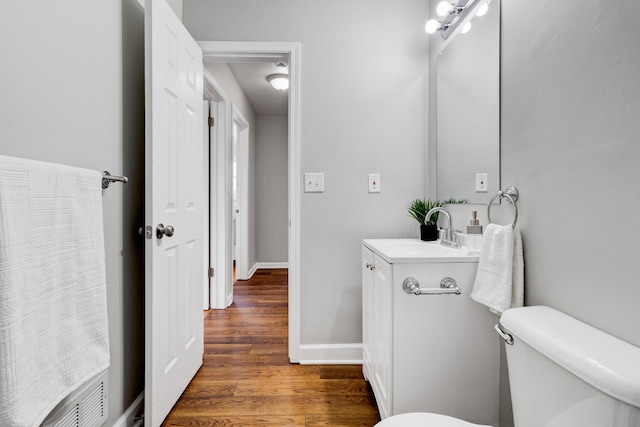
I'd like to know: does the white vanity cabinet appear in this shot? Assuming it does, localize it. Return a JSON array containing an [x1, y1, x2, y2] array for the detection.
[[362, 246, 392, 417], [362, 239, 499, 427]]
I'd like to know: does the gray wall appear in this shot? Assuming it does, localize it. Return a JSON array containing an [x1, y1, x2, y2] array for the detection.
[[0, 1, 145, 425], [256, 115, 288, 263], [204, 63, 259, 271], [431, 1, 640, 425], [501, 1, 640, 424], [184, 0, 430, 345], [502, 0, 640, 345]]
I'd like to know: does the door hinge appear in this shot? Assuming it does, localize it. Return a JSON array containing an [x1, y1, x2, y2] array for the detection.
[[208, 267, 215, 278], [208, 117, 215, 127]]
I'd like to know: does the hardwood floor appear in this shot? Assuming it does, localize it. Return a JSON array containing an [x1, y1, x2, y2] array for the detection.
[[163, 269, 381, 426]]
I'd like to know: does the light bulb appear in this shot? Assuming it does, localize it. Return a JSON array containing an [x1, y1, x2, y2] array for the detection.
[[425, 19, 441, 34], [436, 1, 453, 16], [460, 21, 472, 34], [476, 3, 489, 17]]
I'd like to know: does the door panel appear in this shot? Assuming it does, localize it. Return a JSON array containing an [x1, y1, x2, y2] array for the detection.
[[144, 0, 204, 425]]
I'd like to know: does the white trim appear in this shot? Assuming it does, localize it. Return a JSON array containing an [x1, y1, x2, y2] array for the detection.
[[255, 262, 289, 269], [112, 392, 144, 427], [202, 100, 210, 310], [247, 262, 257, 279], [198, 41, 301, 363], [202, 69, 232, 310], [238, 263, 290, 281], [298, 344, 363, 365]]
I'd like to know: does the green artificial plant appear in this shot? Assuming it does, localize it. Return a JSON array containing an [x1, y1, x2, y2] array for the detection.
[[407, 197, 469, 225]]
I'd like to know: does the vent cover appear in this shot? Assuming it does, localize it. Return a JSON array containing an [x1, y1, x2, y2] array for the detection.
[[42, 371, 108, 427]]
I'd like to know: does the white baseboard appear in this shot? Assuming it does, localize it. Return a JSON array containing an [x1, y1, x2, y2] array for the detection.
[[247, 262, 288, 279], [113, 392, 144, 427], [298, 343, 363, 365], [255, 262, 289, 270], [247, 263, 257, 279]]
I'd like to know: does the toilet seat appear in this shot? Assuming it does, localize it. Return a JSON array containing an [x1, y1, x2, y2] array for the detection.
[[375, 412, 491, 427]]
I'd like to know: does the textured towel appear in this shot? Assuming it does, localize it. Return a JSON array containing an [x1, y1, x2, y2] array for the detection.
[[0, 156, 110, 427], [471, 224, 524, 315]]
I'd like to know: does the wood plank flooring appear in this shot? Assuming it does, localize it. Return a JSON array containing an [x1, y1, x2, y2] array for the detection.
[[162, 269, 381, 426]]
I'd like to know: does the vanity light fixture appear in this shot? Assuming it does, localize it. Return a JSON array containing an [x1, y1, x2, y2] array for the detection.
[[425, 0, 490, 39], [475, 2, 489, 17], [436, 1, 464, 17], [425, 19, 450, 34]]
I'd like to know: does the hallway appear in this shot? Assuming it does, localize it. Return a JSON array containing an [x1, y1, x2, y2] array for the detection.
[[162, 269, 380, 426]]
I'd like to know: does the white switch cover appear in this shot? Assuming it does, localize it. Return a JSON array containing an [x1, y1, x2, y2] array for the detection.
[[476, 173, 488, 192], [368, 173, 381, 193], [304, 173, 324, 193]]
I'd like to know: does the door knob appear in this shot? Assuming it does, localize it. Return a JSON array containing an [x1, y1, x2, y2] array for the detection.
[[156, 223, 175, 239]]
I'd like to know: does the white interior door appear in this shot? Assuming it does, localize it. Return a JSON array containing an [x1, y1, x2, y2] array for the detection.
[[232, 106, 250, 281], [144, 0, 204, 425]]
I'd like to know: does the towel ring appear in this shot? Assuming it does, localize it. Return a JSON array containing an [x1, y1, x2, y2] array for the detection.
[[487, 186, 519, 229]]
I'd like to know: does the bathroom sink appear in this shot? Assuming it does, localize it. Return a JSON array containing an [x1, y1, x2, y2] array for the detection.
[[363, 238, 478, 263]]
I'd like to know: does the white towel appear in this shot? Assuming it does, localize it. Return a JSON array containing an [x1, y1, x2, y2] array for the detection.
[[0, 156, 110, 427], [471, 223, 524, 315]]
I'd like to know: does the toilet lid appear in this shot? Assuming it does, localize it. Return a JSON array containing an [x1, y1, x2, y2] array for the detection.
[[375, 412, 491, 427]]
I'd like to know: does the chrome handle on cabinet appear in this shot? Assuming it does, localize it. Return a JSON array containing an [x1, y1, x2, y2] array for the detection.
[[402, 277, 461, 295], [365, 263, 375, 271], [156, 223, 175, 239]]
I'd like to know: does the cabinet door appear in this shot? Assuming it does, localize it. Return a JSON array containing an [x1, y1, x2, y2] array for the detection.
[[372, 254, 392, 419], [361, 246, 374, 381]]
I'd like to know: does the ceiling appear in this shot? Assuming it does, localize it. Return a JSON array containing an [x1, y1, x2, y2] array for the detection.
[[223, 62, 289, 116]]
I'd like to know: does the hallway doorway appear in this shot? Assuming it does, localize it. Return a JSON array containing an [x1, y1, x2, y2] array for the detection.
[[200, 41, 302, 363]]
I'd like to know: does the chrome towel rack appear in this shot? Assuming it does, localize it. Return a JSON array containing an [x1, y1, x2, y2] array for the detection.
[[402, 277, 461, 296], [487, 186, 519, 229], [101, 171, 128, 189]]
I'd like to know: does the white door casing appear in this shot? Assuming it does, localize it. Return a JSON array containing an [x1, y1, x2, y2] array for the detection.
[[203, 100, 210, 310], [144, 0, 204, 425], [198, 41, 301, 362], [203, 69, 232, 310]]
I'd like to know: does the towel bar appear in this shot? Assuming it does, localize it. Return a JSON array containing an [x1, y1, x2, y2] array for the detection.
[[402, 277, 461, 296], [101, 171, 128, 189], [487, 186, 518, 229]]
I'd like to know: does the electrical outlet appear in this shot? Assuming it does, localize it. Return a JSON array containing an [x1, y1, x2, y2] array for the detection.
[[475, 173, 488, 192], [304, 173, 324, 193], [368, 174, 381, 193]]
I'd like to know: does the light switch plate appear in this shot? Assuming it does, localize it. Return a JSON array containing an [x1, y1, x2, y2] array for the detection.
[[475, 173, 488, 192], [304, 173, 324, 193], [368, 173, 381, 193]]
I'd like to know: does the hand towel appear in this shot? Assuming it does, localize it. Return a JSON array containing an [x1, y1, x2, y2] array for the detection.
[[470, 223, 524, 315], [0, 155, 110, 427]]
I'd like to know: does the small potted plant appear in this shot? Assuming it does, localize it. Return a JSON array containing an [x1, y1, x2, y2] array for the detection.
[[408, 198, 441, 241], [408, 197, 469, 241]]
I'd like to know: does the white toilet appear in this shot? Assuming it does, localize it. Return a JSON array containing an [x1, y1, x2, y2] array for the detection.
[[376, 306, 640, 427]]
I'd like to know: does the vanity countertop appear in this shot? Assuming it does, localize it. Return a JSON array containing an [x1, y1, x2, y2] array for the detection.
[[363, 238, 479, 264]]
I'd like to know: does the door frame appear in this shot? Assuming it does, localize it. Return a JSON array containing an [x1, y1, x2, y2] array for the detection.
[[203, 69, 232, 309], [199, 41, 301, 363]]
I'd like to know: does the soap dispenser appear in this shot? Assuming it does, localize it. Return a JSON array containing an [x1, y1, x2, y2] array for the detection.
[[467, 211, 483, 254]]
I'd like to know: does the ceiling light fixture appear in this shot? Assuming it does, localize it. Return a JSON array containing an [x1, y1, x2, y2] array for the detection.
[[267, 74, 289, 91]]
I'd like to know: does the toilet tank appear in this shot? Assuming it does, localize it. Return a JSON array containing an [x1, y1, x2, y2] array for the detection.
[[500, 306, 640, 427]]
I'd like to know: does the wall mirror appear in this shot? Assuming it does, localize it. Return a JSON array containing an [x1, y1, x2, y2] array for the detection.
[[436, 0, 500, 203]]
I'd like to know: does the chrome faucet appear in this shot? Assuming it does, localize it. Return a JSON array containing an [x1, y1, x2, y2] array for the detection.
[[425, 207, 461, 248]]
